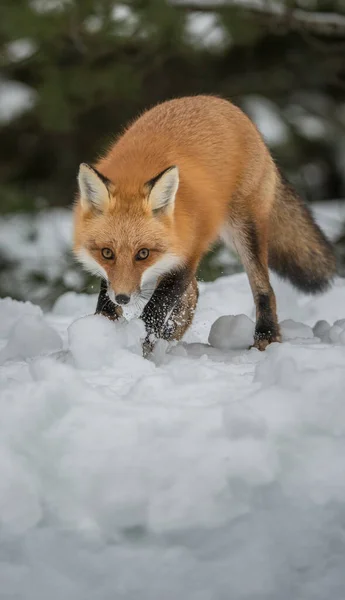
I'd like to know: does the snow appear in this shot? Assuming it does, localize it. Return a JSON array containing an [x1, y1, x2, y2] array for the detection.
[[280, 319, 314, 342], [67, 315, 145, 370], [0, 79, 36, 124], [0, 209, 79, 305], [171, 0, 345, 38], [112, 3, 135, 23], [111, 3, 139, 37], [5, 39, 37, 62], [30, 0, 71, 13], [1, 264, 345, 598], [0, 210, 72, 270], [185, 12, 230, 48], [312, 199, 345, 241], [243, 95, 290, 147], [0, 314, 62, 363], [209, 313, 254, 349]]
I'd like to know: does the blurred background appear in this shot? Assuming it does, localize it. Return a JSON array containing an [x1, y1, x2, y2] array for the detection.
[[1, 0, 345, 308]]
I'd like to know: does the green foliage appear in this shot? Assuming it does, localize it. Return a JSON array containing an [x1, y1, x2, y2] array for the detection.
[[2, 0, 345, 215], [1, 0, 345, 303], [220, 7, 264, 46]]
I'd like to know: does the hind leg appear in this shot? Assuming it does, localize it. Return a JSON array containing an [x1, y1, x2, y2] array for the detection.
[[223, 219, 281, 350]]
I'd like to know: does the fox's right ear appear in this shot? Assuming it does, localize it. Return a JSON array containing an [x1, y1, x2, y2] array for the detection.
[[77, 163, 110, 211]]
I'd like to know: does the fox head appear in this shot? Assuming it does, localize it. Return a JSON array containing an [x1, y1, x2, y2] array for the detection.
[[73, 163, 182, 310]]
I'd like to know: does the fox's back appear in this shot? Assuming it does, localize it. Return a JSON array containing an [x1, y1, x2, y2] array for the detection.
[[97, 96, 272, 203]]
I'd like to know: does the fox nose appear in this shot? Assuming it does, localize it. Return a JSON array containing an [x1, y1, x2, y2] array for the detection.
[[115, 294, 130, 305]]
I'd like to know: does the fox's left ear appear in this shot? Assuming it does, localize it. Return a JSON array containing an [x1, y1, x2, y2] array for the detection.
[[146, 166, 179, 216], [77, 163, 111, 211]]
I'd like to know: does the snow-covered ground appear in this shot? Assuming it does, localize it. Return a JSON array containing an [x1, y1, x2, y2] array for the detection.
[[1, 263, 345, 598]]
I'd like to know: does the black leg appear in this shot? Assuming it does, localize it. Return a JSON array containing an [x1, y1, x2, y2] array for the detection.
[[140, 267, 192, 343], [254, 292, 280, 347], [95, 279, 122, 320], [161, 277, 199, 341], [226, 217, 281, 350]]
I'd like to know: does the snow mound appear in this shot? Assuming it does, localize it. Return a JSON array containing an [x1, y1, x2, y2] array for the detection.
[[313, 319, 332, 342], [208, 313, 254, 350], [68, 314, 145, 369], [52, 291, 97, 317], [0, 314, 62, 364], [329, 318, 345, 344], [0, 297, 42, 337], [1, 273, 345, 600], [313, 318, 345, 345], [280, 318, 314, 342]]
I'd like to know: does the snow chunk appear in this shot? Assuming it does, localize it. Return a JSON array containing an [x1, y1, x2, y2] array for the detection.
[[52, 292, 97, 317], [328, 319, 345, 345], [334, 318, 345, 328], [208, 314, 254, 350], [313, 318, 345, 345], [280, 319, 314, 342], [0, 297, 42, 338], [68, 315, 145, 369], [0, 79, 36, 123], [0, 315, 62, 363], [313, 319, 332, 342]]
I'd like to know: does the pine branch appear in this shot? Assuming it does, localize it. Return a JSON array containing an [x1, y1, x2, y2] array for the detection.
[[170, 0, 345, 38]]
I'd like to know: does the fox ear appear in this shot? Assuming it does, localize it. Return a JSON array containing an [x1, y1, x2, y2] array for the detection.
[[147, 166, 179, 215], [77, 163, 110, 211]]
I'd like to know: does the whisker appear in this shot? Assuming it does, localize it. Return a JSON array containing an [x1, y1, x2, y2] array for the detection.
[[140, 288, 156, 296]]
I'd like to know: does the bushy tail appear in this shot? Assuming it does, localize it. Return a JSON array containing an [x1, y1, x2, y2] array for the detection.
[[268, 175, 337, 294]]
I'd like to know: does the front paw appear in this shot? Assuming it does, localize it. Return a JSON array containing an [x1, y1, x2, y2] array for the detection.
[[142, 335, 156, 358], [95, 304, 123, 321], [251, 330, 281, 351]]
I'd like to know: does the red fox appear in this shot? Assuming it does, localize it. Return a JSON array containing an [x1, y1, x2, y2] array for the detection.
[[73, 95, 336, 352]]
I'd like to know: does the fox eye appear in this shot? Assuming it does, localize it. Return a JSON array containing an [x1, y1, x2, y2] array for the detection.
[[101, 247, 114, 260], [136, 248, 150, 261]]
